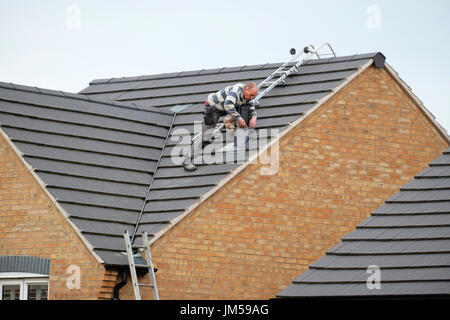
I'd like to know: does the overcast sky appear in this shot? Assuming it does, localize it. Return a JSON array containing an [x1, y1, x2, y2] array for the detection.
[[1, 0, 449, 132]]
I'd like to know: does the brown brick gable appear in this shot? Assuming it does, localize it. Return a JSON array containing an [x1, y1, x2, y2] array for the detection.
[[119, 65, 449, 299], [0, 130, 115, 299]]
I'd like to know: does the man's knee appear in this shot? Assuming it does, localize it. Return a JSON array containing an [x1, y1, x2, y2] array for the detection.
[[202, 140, 212, 149], [203, 106, 215, 125]]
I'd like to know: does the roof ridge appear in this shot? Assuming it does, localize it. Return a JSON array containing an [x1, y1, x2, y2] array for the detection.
[[86, 52, 381, 86], [0, 81, 172, 117], [86, 62, 283, 86]]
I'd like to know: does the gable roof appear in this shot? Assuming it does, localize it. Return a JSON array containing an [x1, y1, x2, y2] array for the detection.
[[1, 53, 391, 267], [277, 147, 450, 299]]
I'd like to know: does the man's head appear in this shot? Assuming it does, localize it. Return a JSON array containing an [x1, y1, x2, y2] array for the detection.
[[243, 82, 258, 101]]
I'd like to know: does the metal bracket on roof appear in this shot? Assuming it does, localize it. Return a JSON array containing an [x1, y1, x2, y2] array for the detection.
[[170, 104, 192, 113], [302, 43, 336, 59]]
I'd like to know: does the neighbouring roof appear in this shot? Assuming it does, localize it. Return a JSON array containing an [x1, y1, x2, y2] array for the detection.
[[277, 147, 450, 299], [1, 53, 386, 267], [0, 255, 50, 276]]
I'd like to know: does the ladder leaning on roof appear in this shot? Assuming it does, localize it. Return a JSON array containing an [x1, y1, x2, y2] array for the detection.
[[252, 43, 336, 105], [123, 230, 159, 300], [187, 43, 337, 149]]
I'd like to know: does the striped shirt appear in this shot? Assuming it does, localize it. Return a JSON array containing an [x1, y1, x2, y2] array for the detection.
[[207, 83, 257, 120]]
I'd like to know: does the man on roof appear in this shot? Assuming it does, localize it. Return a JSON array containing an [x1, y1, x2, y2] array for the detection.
[[183, 82, 258, 171]]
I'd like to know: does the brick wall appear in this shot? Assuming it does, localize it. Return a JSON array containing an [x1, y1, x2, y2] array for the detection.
[[119, 65, 448, 300], [0, 131, 113, 300]]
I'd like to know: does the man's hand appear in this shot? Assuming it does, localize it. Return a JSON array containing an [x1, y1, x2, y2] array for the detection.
[[238, 118, 247, 128], [249, 117, 256, 128]]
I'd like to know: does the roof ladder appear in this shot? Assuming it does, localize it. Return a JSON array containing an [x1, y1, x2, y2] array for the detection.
[[124, 230, 159, 300], [186, 43, 336, 159], [251, 43, 336, 106]]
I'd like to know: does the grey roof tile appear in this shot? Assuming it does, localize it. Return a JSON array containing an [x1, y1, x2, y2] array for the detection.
[[80, 80, 147, 94], [430, 154, 450, 165], [16, 142, 157, 173], [83, 234, 126, 251], [3, 127, 162, 161], [135, 223, 170, 237], [50, 188, 144, 211], [198, 67, 225, 75], [402, 177, 450, 190], [69, 217, 134, 237], [61, 203, 139, 224], [139, 211, 184, 224], [26, 157, 151, 184], [147, 186, 215, 201], [0, 113, 166, 148], [151, 174, 227, 189], [389, 189, 450, 203], [39, 172, 148, 198]]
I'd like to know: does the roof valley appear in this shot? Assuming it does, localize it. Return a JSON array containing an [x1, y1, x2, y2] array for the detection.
[[129, 110, 178, 245]]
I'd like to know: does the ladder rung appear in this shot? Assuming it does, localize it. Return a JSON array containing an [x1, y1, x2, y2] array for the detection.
[[263, 79, 286, 87], [124, 230, 159, 300]]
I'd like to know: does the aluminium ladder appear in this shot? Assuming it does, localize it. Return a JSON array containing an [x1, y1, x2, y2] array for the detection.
[[252, 43, 336, 105], [124, 230, 159, 300], [188, 43, 336, 148]]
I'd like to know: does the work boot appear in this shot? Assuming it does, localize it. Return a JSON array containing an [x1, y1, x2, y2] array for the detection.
[[183, 155, 197, 171], [184, 162, 197, 171]]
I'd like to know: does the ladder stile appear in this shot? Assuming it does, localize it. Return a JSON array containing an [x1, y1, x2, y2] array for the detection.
[[142, 232, 160, 300], [124, 230, 142, 300], [123, 230, 160, 300]]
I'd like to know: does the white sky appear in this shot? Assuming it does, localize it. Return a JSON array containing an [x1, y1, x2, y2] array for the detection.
[[1, 0, 449, 132]]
